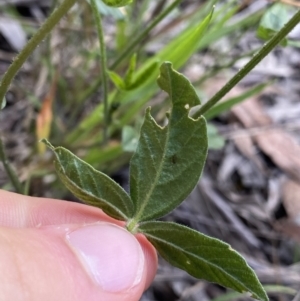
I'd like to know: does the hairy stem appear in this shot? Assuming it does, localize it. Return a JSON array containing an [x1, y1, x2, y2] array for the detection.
[[0, 0, 77, 108], [194, 9, 300, 117], [90, 0, 109, 142]]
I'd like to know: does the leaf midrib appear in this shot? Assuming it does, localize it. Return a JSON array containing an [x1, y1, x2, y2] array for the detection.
[[133, 68, 173, 222]]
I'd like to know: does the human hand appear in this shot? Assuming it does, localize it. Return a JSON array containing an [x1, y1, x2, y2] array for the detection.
[[0, 190, 157, 301]]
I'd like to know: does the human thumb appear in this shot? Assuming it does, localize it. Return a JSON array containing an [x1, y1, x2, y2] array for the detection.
[[0, 222, 155, 301]]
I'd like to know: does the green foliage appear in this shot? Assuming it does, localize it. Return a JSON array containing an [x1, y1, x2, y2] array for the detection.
[[210, 285, 297, 301], [108, 56, 159, 91], [41, 139, 134, 220], [122, 125, 139, 152], [207, 124, 225, 150], [129, 62, 207, 222], [64, 3, 266, 159], [101, 0, 132, 8], [124, 53, 136, 86], [257, 3, 295, 46], [155, 8, 214, 70], [66, 7, 215, 154], [93, 0, 125, 19], [139, 221, 268, 301], [45, 63, 267, 301]]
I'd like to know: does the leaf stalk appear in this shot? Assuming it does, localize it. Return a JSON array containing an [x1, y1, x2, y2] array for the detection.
[[126, 219, 139, 233], [194, 9, 300, 117]]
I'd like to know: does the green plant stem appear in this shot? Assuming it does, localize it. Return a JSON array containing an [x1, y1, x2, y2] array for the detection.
[[90, 0, 109, 142], [0, 0, 77, 109], [0, 138, 23, 193], [126, 218, 138, 234], [77, 0, 182, 103], [194, 9, 300, 118]]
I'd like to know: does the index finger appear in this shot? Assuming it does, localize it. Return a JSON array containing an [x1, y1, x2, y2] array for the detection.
[[0, 189, 122, 228]]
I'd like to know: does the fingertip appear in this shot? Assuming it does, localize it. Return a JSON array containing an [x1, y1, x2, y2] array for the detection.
[[67, 223, 145, 293], [0, 222, 156, 301], [0, 190, 158, 300], [136, 233, 158, 290], [0, 189, 122, 228]]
